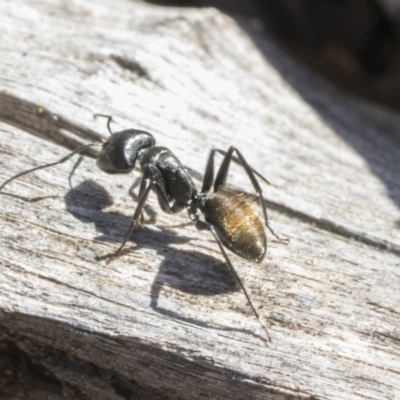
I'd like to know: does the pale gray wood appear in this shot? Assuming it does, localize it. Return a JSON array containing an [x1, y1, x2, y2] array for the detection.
[[0, 0, 399, 399]]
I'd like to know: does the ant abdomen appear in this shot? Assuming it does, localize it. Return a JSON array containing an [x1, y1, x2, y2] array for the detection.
[[202, 190, 266, 263]]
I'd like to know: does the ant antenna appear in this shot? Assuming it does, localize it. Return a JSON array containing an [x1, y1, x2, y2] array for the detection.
[[0, 142, 103, 193], [94, 114, 114, 136]]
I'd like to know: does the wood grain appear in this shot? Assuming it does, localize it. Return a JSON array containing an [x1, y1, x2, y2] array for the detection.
[[0, 0, 399, 399]]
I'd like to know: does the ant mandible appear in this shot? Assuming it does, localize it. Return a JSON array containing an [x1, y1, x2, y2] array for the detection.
[[0, 114, 282, 344]]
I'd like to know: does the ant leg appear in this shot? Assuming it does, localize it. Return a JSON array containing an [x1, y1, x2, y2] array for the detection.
[[146, 165, 185, 214], [201, 150, 217, 193], [68, 156, 84, 189], [106, 182, 153, 264], [201, 148, 270, 193], [202, 148, 269, 192], [197, 222, 271, 344], [0, 142, 102, 194], [136, 173, 148, 226], [106, 166, 174, 264], [214, 149, 270, 185], [213, 147, 280, 240], [93, 114, 114, 136], [145, 166, 174, 214]]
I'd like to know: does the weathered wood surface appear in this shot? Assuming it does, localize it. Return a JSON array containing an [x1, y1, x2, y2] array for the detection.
[[0, 0, 400, 399]]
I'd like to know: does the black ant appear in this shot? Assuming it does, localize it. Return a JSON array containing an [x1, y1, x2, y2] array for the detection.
[[0, 115, 282, 344]]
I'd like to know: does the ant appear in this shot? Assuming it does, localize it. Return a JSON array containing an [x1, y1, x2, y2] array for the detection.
[[0, 114, 282, 344]]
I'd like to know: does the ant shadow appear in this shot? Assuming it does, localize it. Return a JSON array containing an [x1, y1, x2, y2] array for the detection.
[[64, 179, 244, 331]]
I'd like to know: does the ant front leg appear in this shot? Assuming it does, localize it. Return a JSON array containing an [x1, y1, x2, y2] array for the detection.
[[106, 165, 174, 264], [135, 173, 149, 226], [106, 181, 153, 264], [212, 146, 280, 240]]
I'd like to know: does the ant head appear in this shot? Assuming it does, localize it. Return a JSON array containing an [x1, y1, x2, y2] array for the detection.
[[97, 130, 155, 174]]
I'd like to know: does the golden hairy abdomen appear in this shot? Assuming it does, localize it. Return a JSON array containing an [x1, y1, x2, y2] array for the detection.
[[203, 190, 266, 262]]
